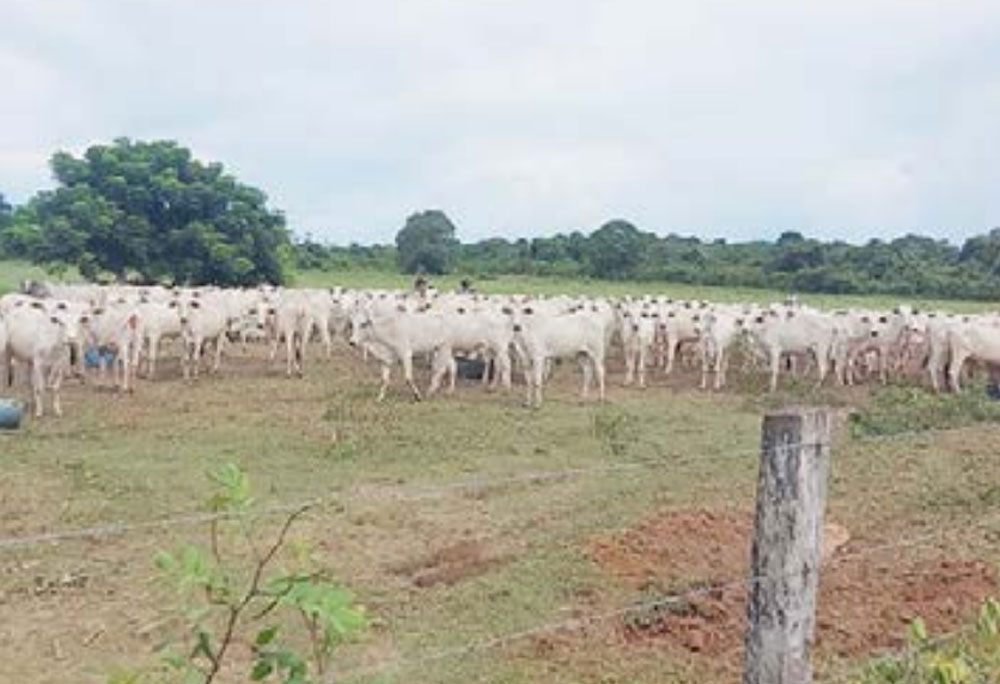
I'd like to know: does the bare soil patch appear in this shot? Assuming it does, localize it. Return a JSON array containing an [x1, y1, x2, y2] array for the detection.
[[391, 539, 507, 588], [587, 508, 998, 659]]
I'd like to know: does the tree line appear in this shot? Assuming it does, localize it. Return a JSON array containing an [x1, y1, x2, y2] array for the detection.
[[3, 137, 1000, 300], [302, 210, 1000, 301]]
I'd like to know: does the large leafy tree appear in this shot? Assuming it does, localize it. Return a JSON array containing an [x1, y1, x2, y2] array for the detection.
[[584, 219, 644, 279], [16, 139, 290, 285], [395, 209, 459, 274]]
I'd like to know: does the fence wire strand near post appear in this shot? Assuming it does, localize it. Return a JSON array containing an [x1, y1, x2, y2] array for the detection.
[[0, 442, 829, 553]]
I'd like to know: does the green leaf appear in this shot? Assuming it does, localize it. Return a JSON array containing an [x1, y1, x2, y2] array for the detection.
[[251, 659, 274, 680], [908, 616, 929, 645], [154, 550, 175, 572], [255, 626, 279, 647]]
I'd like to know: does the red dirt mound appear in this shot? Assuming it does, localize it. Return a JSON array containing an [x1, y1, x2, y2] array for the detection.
[[587, 508, 997, 659]]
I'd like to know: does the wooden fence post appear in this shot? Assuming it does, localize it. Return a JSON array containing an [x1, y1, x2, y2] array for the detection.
[[743, 408, 831, 684]]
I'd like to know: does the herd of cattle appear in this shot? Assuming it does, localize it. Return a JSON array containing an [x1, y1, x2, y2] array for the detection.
[[1, 280, 998, 417]]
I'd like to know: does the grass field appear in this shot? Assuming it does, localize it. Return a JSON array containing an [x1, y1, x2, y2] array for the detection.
[[1, 319, 999, 682], [3, 260, 1000, 682]]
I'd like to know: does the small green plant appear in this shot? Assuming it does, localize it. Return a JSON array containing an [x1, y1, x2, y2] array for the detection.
[[152, 463, 366, 683], [858, 597, 1000, 684], [592, 405, 638, 458]]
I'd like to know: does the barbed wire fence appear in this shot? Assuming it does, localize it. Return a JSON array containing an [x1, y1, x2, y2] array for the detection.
[[3, 417, 1000, 684]]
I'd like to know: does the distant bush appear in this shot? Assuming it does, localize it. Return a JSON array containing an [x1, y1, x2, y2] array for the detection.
[[850, 381, 1000, 437]]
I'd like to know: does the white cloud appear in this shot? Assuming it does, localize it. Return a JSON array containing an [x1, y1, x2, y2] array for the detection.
[[1, 0, 998, 244]]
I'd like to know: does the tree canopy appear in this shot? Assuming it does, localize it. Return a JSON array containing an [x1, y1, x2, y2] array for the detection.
[[5, 139, 290, 285], [394, 209, 459, 274], [584, 219, 645, 279]]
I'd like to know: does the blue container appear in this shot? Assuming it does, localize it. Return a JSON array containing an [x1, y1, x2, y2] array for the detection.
[[0, 398, 24, 430], [84, 347, 117, 369]]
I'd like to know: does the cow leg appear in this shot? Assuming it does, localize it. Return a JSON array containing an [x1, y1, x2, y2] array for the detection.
[[212, 335, 226, 375], [769, 349, 781, 392], [637, 346, 647, 389], [31, 360, 44, 418], [948, 353, 968, 393], [427, 352, 448, 396], [49, 364, 64, 417], [402, 355, 422, 401], [498, 353, 512, 390], [664, 336, 676, 375], [191, 338, 203, 379], [147, 335, 159, 379], [376, 363, 391, 402], [448, 355, 457, 394], [594, 356, 606, 401], [699, 345, 711, 390], [715, 349, 728, 390], [579, 355, 592, 399], [623, 345, 635, 386]]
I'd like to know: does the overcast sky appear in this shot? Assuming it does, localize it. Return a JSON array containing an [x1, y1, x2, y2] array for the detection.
[[2, 1, 999, 245]]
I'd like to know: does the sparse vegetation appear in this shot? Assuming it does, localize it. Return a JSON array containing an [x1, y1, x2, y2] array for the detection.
[[859, 598, 1000, 684], [850, 381, 1000, 437], [151, 463, 366, 683]]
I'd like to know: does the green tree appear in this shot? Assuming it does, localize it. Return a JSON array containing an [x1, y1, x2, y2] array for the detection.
[[20, 138, 290, 285], [585, 219, 644, 279], [395, 209, 458, 274], [0, 192, 11, 229]]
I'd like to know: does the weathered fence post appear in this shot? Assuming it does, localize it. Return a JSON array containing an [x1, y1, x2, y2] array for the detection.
[[743, 408, 831, 684]]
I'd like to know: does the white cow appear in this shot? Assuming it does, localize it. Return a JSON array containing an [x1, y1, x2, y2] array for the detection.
[[698, 307, 746, 390], [178, 295, 230, 380], [618, 304, 658, 388], [944, 316, 1000, 392], [746, 307, 843, 391], [508, 306, 606, 407], [1, 303, 80, 417], [348, 306, 454, 401], [80, 304, 144, 392]]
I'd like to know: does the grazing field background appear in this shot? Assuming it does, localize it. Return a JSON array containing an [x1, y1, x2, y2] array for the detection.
[[1, 259, 1000, 683]]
